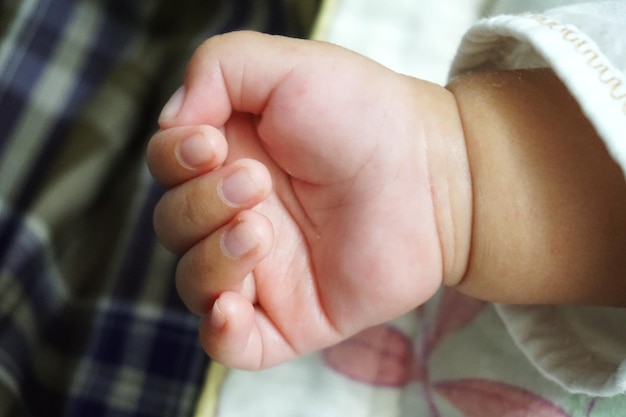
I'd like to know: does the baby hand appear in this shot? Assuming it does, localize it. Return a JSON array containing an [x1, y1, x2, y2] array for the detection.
[[147, 31, 470, 369]]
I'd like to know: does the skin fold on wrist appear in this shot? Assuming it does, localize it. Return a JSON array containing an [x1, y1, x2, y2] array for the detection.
[[402, 76, 473, 289]]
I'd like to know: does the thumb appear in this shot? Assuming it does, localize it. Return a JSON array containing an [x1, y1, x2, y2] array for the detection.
[[158, 31, 311, 129]]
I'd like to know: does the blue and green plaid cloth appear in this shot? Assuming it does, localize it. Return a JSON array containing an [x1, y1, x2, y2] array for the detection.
[[0, 1, 315, 416]]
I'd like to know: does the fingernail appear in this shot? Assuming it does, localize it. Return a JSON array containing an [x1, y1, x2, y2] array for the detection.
[[211, 299, 227, 330], [219, 169, 258, 207], [159, 86, 186, 123], [222, 220, 259, 259], [177, 134, 213, 169]]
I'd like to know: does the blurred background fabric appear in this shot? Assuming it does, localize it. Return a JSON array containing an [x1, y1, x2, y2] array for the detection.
[[0, 1, 319, 416]]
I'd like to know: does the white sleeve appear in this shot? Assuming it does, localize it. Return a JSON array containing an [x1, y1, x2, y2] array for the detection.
[[449, 1, 626, 397]]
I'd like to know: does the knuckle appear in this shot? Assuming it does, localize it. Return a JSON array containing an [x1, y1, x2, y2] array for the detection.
[[179, 182, 213, 232]]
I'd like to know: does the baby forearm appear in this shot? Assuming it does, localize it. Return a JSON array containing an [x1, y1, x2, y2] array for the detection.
[[447, 68, 626, 306]]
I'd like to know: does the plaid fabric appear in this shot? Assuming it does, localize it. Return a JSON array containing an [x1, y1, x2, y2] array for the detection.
[[0, 1, 315, 416]]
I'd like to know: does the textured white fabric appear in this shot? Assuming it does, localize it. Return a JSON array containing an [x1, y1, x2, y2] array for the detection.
[[320, 0, 484, 83]]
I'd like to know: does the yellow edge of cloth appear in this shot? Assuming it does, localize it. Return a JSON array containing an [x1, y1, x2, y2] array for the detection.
[[193, 363, 229, 417], [310, 0, 339, 40]]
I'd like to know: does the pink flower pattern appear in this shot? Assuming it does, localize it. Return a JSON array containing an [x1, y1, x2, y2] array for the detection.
[[322, 288, 600, 416]]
